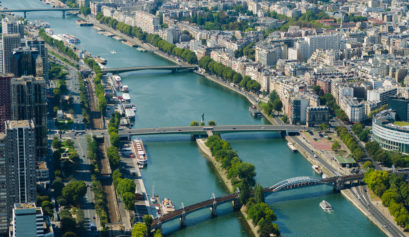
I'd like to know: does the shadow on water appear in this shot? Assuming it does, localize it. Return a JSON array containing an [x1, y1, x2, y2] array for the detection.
[[161, 203, 238, 236], [265, 187, 335, 205], [131, 132, 283, 143]]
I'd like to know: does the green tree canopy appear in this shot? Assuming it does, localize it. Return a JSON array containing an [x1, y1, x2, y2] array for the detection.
[[62, 180, 87, 205]]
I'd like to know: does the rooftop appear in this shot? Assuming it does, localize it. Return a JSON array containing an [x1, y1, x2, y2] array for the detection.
[[6, 120, 34, 129], [335, 156, 356, 164], [14, 203, 36, 209]]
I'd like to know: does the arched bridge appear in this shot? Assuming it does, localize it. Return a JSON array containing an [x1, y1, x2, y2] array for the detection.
[[264, 174, 364, 193], [0, 8, 80, 18], [101, 65, 197, 74], [152, 174, 365, 229]]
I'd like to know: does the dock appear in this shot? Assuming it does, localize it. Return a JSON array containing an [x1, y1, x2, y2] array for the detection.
[[122, 41, 137, 47], [113, 35, 123, 41], [76, 20, 93, 26]]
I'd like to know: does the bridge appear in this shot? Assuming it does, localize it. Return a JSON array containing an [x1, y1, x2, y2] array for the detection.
[[101, 65, 197, 74], [151, 174, 365, 229], [90, 125, 306, 138], [0, 8, 80, 18]]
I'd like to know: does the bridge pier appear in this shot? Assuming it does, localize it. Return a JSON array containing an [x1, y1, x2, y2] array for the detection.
[[232, 198, 241, 211], [210, 206, 217, 217], [62, 11, 66, 19], [179, 215, 186, 228], [210, 195, 217, 217], [24, 11, 27, 18]]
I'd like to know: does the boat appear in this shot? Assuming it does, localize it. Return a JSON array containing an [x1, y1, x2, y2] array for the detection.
[[287, 142, 297, 152], [122, 93, 131, 103], [95, 56, 107, 65], [320, 200, 333, 212], [111, 75, 122, 90], [161, 198, 175, 214], [110, 50, 117, 54], [121, 85, 129, 92], [136, 47, 147, 52], [150, 185, 157, 203], [131, 139, 148, 166], [76, 20, 93, 26], [249, 105, 262, 118], [312, 165, 323, 175]]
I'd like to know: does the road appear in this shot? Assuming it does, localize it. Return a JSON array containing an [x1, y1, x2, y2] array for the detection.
[[350, 186, 405, 237], [291, 136, 339, 176], [88, 125, 306, 137], [47, 54, 98, 231], [74, 134, 99, 233]]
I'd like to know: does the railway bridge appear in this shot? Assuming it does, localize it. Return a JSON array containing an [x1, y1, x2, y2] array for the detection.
[[0, 8, 80, 18], [151, 174, 365, 229]]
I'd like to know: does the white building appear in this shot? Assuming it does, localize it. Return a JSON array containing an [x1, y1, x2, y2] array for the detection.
[[340, 97, 365, 122], [10, 203, 54, 237]]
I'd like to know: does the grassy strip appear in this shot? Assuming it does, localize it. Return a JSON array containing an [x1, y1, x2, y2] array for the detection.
[[205, 135, 280, 236], [86, 135, 109, 227], [83, 58, 107, 114]]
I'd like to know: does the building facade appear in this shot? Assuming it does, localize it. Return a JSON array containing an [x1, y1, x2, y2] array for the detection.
[[27, 38, 48, 80], [0, 133, 6, 235], [2, 34, 21, 75], [10, 203, 53, 237], [306, 106, 330, 127], [10, 76, 47, 159], [372, 110, 409, 153], [0, 74, 13, 133], [12, 47, 40, 78], [5, 121, 37, 221], [388, 96, 409, 122]]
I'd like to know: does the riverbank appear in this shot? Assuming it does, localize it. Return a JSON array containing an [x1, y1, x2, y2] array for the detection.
[[79, 14, 263, 106], [80, 13, 394, 236], [196, 138, 259, 237]]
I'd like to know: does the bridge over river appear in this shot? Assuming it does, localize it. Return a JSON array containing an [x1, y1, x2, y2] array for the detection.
[[90, 125, 306, 138], [152, 174, 366, 229], [0, 8, 80, 18]]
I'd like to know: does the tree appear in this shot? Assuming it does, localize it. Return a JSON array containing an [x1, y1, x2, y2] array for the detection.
[[364, 170, 390, 197], [208, 120, 216, 126], [319, 123, 329, 132], [63, 232, 78, 237], [190, 121, 199, 126], [331, 141, 340, 151], [363, 161, 374, 170], [52, 137, 62, 149], [53, 177, 64, 197], [60, 209, 76, 233], [62, 180, 87, 205], [200, 121, 205, 126], [132, 223, 147, 237], [272, 99, 282, 112], [110, 132, 120, 148], [282, 115, 288, 123], [381, 189, 399, 207], [153, 229, 163, 237], [254, 184, 264, 203], [239, 181, 251, 205], [143, 215, 153, 234], [123, 192, 135, 210], [312, 85, 321, 95], [117, 178, 136, 196]]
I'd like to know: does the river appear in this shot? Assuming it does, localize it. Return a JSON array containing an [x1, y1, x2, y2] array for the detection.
[[3, 0, 385, 236]]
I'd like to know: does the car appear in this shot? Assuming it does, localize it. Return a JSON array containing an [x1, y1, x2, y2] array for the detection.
[[178, 129, 182, 131], [232, 127, 236, 130]]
